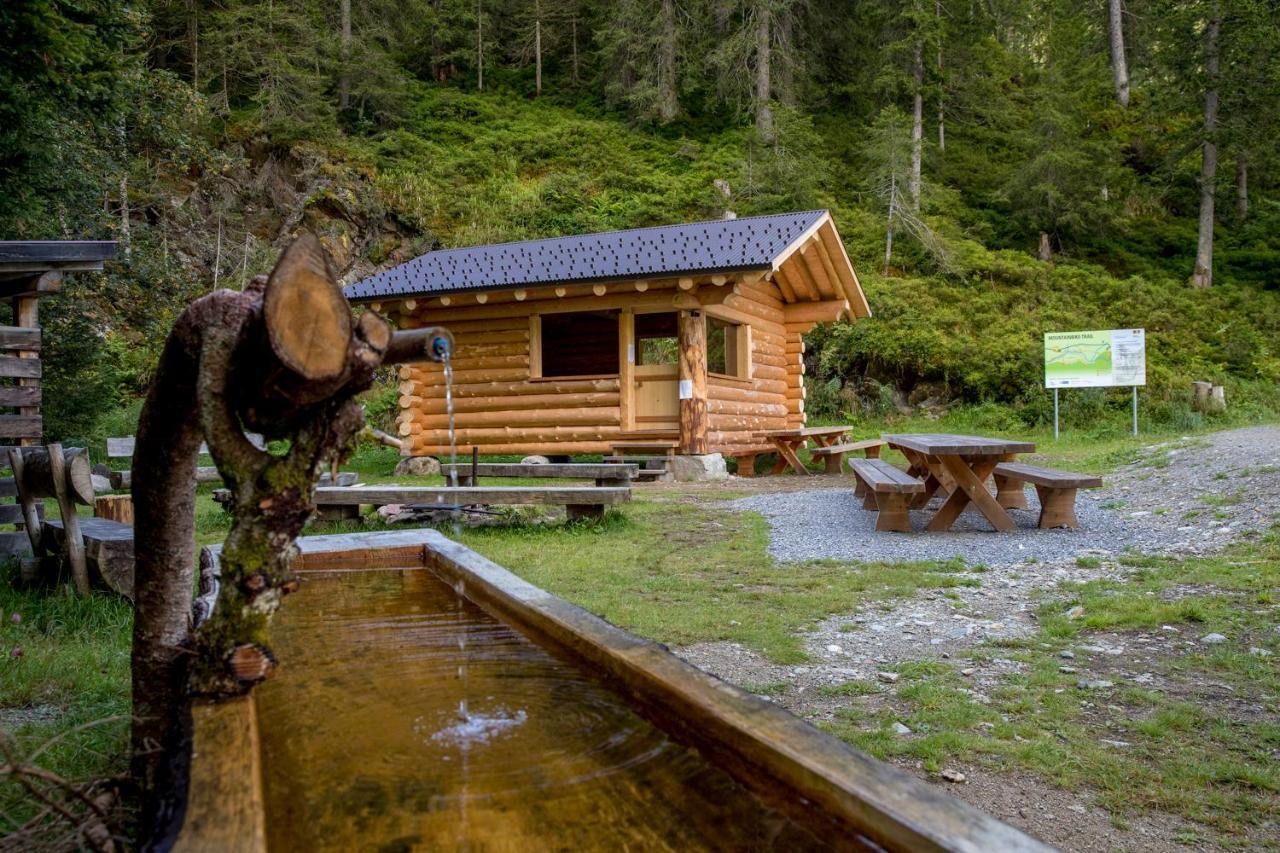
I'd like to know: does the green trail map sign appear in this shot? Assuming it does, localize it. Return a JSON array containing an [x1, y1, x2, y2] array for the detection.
[[1044, 329, 1146, 389]]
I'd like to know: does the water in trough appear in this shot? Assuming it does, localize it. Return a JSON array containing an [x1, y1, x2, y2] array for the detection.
[[253, 567, 827, 849]]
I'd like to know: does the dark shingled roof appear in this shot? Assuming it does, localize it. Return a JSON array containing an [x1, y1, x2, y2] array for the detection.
[[346, 210, 827, 302]]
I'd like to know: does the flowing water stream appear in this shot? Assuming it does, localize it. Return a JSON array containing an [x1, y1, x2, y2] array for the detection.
[[254, 568, 828, 850]]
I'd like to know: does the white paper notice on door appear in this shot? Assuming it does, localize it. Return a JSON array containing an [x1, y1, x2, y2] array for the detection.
[[678, 379, 693, 400]]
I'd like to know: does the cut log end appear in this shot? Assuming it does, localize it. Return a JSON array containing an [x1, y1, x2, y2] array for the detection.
[[264, 234, 352, 381], [228, 643, 278, 684]]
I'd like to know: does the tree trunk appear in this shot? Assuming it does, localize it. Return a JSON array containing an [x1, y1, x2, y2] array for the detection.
[[754, 2, 773, 141], [129, 235, 439, 841], [1235, 150, 1248, 221], [339, 0, 352, 110], [1191, 9, 1219, 289], [1038, 231, 1052, 261], [910, 37, 924, 211], [1108, 0, 1129, 107], [534, 1, 542, 97], [658, 0, 678, 122], [477, 0, 484, 91], [186, 0, 199, 87], [936, 0, 945, 152], [571, 16, 579, 84], [884, 173, 897, 275]]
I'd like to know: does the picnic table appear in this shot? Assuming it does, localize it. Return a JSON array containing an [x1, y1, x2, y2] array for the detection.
[[882, 434, 1035, 532], [762, 426, 850, 475]]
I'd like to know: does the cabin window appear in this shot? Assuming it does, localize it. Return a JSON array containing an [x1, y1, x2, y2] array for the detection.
[[535, 310, 620, 378], [707, 316, 750, 378], [635, 312, 679, 365]]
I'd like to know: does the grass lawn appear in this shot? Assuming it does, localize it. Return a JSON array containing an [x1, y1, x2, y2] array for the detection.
[[822, 531, 1280, 842]]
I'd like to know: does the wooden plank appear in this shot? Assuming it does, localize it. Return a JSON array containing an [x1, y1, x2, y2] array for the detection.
[[884, 433, 1036, 456], [0, 357, 40, 379], [314, 485, 632, 507], [850, 459, 925, 492], [107, 433, 265, 458], [0, 386, 40, 407], [439, 463, 639, 480], [0, 326, 40, 351], [174, 697, 267, 853], [992, 462, 1102, 490], [0, 415, 41, 439]]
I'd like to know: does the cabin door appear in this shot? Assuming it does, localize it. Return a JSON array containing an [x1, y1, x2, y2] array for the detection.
[[631, 312, 679, 431]]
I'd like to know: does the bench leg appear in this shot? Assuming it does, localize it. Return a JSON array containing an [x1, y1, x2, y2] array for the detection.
[[567, 504, 604, 522], [861, 487, 878, 510], [865, 445, 882, 459], [853, 474, 867, 499], [735, 453, 758, 477], [1034, 486, 1079, 529], [873, 493, 913, 533], [823, 453, 844, 475], [994, 474, 1028, 510]]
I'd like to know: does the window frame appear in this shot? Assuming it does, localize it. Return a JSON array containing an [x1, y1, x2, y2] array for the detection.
[[529, 310, 623, 381]]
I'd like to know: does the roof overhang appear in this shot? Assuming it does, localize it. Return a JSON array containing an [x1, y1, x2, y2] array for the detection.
[[0, 241, 118, 287]]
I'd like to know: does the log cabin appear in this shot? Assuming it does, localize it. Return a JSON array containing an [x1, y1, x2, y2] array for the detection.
[[346, 210, 870, 459]]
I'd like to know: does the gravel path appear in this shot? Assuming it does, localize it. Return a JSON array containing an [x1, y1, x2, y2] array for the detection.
[[730, 426, 1280, 567]]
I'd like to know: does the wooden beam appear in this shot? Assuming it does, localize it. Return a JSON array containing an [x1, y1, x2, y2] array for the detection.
[[783, 300, 849, 324], [514, 289, 527, 301], [771, 267, 800, 303], [634, 281, 649, 292], [678, 310, 708, 455], [785, 256, 822, 302], [592, 284, 607, 296], [800, 240, 837, 299], [0, 271, 62, 300], [678, 277, 695, 291], [475, 292, 488, 304], [817, 223, 871, 319]]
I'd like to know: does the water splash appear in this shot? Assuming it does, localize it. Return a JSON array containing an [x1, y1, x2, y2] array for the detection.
[[428, 707, 528, 749]]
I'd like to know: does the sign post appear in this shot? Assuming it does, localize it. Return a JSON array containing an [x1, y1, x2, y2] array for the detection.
[[1044, 329, 1146, 439]]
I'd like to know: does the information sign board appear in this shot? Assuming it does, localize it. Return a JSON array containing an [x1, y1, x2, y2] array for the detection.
[[1044, 329, 1145, 389]]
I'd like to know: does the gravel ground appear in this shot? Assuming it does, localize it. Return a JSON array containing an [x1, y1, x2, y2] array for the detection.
[[683, 427, 1280, 851], [729, 426, 1280, 567]]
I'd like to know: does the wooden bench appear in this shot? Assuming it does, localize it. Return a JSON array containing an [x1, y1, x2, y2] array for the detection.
[[440, 462, 639, 487], [849, 459, 926, 533], [314, 485, 631, 522], [722, 445, 776, 478], [991, 462, 1102, 529], [42, 516, 134, 597], [810, 438, 886, 475], [98, 433, 267, 490]]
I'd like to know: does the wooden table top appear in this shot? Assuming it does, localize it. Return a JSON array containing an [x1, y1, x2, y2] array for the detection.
[[764, 426, 851, 440], [882, 433, 1036, 456]]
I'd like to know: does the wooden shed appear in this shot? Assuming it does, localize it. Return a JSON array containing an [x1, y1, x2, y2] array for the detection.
[[347, 210, 869, 458]]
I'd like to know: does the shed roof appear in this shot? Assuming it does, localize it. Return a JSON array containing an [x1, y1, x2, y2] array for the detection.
[[346, 210, 830, 302]]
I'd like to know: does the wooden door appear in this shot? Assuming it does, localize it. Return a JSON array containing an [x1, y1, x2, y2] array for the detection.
[[631, 312, 679, 431]]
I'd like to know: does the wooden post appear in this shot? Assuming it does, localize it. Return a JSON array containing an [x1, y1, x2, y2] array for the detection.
[[47, 443, 90, 594], [677, 310, 708, 455], [95, 494, 135, 525], [7, 447, 43, 557], [15, 289, 44, 447]]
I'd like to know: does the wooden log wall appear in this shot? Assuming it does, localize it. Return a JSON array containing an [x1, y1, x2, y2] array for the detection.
[[383, 274, 815, 457], [393, 304, 625, 455], [706, 279, 794, 450]]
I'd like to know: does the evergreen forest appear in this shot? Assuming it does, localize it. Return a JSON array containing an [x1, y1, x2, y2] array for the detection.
[[3, 0, 1279, 440]]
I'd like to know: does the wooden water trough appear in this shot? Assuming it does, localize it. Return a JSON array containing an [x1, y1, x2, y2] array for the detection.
[[176, 530, 1050, 852]]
